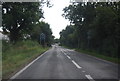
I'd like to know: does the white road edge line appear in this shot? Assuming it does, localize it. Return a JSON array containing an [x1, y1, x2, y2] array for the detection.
[[10, 51, 47, 79], [85, 75, 95, 81], [66, 55, 71, 59], [72, 60, 82, 69]]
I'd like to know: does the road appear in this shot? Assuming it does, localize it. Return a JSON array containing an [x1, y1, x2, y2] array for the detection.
[[10, 44, 118, 81]]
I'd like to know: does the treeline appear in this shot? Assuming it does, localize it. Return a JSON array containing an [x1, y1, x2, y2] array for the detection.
[[60, 2, 120, 58], [2, 2, 54, 45]]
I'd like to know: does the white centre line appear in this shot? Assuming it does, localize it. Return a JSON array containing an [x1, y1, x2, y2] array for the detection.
[[61, 49, 66, 54], [85, 75, 95, 81], [72, 60, 82, 69], [66, 55, 71, 59], [82, 70, 85, 72], [63, 52, 67, 56]]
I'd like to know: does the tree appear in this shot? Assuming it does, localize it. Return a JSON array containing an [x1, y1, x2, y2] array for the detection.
[[2, 2, 43, 43], [60, 25, 75, 47], [31, 21, 53, 45], [61, 2, 119, 58]]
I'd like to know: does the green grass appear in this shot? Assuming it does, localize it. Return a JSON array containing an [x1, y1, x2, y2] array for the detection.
[[75, 48, 119, 64], [2, 40, 49, 79], [62, 45, 119, 64]]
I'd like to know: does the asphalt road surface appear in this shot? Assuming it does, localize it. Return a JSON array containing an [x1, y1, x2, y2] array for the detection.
[[10, 44, 119, 81]]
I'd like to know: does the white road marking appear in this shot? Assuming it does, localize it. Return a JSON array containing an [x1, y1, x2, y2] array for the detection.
[[61, 49, 67, 56], [10, 51, 47, 79], [61, 49, 72, 60], [82, 71, 85, 72], [72, 60, 82, 69], [61, 48, 95, 81], [66, 55, 71, 59], [85, 75, 95, 81], [61, 49, 65, 54], [63, 52, 67, 56]]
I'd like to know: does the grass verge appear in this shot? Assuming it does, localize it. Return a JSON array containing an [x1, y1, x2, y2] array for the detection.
[[61, 45, 119, 64], [76, 48, 119, 64], [2, 40, 49, 79]]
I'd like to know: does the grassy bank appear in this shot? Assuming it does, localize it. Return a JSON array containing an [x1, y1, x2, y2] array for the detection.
[[76, 49, 119, 64], [2, 40, 49, 79], [62, 45, 119, 64]]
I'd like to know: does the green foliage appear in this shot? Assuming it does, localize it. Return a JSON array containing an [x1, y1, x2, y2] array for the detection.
[[76, 48, 119, 64], [54, 38, 59, 43], [61, 2, 119, 58], [60, 25, 76, 47], [31, 21, 53, 45], [2, 40, 49, 78], [1, 2, 54, 78], [2, 2, 43, 43], [2, 2, 54, 45]]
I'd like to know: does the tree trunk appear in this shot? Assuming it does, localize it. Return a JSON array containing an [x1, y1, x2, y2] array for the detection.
[[10, 28, 19, 43]]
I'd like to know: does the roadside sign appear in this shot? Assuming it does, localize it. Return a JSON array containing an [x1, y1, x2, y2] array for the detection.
[[40, 33, 46, 40]]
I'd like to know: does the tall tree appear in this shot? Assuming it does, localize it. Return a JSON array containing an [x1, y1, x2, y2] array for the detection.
[[61, 2, 119, 57], [31, 21, 53, 45], [2, 2, 43, 43]]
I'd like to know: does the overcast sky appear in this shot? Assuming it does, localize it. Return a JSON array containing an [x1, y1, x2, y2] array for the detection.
[[43, 0, 70, 38]]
